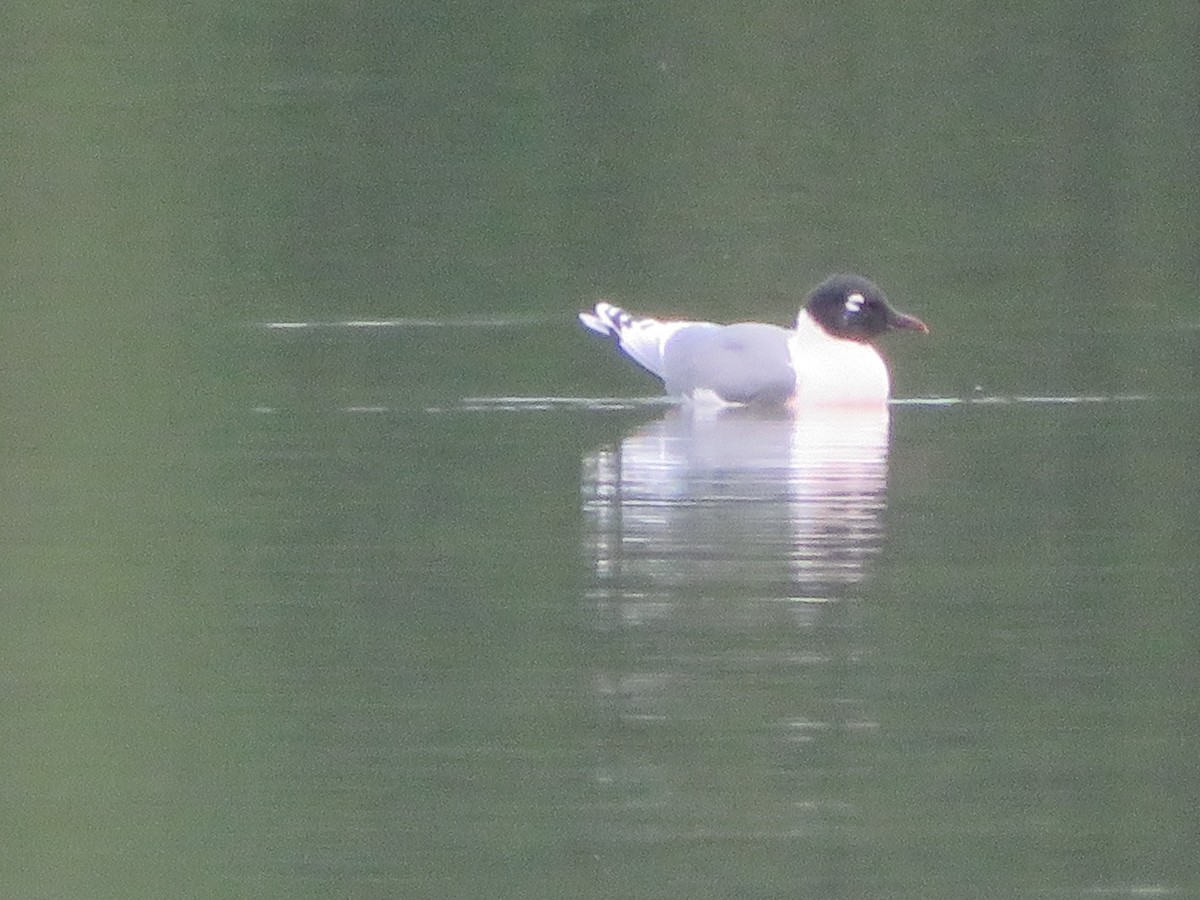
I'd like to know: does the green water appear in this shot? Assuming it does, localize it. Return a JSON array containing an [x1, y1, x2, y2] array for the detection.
[[3, 2, 1199, 897]]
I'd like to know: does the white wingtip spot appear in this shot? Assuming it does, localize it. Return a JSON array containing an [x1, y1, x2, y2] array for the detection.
[[579, 311, 606, 334]]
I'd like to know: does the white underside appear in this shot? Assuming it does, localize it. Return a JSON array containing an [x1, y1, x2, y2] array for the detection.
[[683, 387, 743, 410]]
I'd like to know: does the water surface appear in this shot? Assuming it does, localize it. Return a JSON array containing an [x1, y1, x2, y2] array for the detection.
[[4, 0, 1200, 896]]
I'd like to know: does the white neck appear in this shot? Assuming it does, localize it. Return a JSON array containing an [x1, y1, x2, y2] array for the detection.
[[789, 311, 891, 407]]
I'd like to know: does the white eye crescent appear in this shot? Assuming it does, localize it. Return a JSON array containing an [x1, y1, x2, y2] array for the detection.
[[844, 292, 865, 313]]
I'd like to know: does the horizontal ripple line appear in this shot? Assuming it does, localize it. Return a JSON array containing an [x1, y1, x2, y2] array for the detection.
[[893, 393, 1152, 406], [260, 315, 554, 330], [248, 393, 1158, 416]]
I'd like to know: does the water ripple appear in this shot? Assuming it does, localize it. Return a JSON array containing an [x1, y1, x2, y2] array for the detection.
[[246, 393, 1160, 415]]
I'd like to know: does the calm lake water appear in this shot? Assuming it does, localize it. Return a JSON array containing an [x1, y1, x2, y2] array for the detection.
[[4, 1, 1200, 898]]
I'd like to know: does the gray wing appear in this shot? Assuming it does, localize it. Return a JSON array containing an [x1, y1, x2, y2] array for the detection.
[[662, 323, 795, 404]]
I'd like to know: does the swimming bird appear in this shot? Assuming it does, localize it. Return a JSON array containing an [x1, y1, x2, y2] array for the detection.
[[579, 273, 928, 408]]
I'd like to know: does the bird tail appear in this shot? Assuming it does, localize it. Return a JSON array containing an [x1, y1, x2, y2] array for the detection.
[[578, 301, 676, 378]]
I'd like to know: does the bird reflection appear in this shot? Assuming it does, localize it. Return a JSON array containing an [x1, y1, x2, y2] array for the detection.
[[583, 406, 890, 617], [580, 406, 890, 847]]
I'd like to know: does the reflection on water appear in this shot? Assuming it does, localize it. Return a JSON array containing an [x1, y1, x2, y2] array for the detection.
[[580, 407, 890, 845], [583, 407, 891, 605]]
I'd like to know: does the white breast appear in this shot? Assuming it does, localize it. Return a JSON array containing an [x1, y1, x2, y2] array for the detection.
[[788, 311, 891, 408]]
